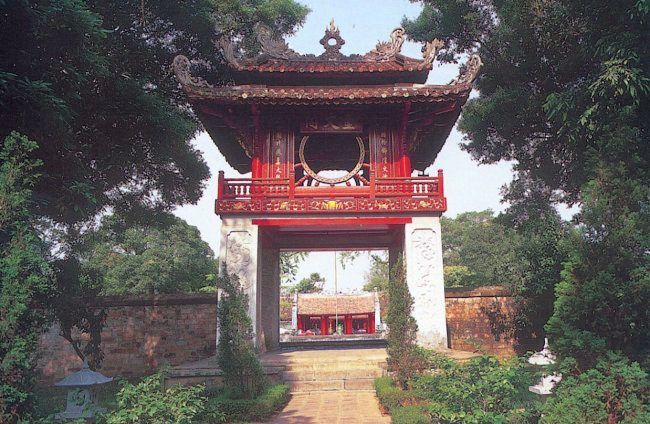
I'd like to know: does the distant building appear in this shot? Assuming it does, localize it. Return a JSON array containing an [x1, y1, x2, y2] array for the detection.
[[293, 292, 381, 336]]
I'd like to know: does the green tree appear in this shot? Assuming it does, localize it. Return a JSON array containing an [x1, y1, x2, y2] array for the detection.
[[362, 252, 389, 292], [443, 265, 474, 288], [217, 265, 266, 399], [0, 133, 54, 422], [279, 251, 309, 285], [290, 272, 325, 294], [2, 0, 309, 225], [441, 210, 524, 288], [2, 0, 308, 386], [498, 174, 572, 352], [79, 213, 217, 295], [385, 258, 422, 389], [405, 0, 650, 366]]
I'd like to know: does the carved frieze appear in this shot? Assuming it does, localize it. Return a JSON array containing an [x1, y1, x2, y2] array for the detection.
[[215, 196, 446, 214]]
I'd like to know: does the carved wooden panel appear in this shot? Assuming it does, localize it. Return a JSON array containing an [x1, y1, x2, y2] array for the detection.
[[263, 128, 294, 179], [369, 126, 396, 178]]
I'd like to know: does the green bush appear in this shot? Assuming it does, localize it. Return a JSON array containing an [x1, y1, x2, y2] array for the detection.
[[392, 405, 430, 424], [0, 132, 54, 422], [409, 355, 537, 423], [217, 265, 266, 398], [204, 383, 290, 423], [540, 352, 649, 424], [102, 373, 211, 424], [385, 258, 427, 388], [374, 377, 429, 423], [374, 376, 408, 411]]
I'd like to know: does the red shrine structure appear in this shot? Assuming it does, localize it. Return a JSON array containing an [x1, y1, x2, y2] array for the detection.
[[173, 21, 481, 352]]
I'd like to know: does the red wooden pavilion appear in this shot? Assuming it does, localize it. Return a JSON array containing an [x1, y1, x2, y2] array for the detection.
[[173, 21, 480, 351]]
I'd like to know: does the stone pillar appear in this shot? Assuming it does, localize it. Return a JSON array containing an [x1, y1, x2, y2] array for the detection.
[[258, 242, 280, 352], [373, 288, 382, 331], [291, 292, 298, 332], [404, 216, 447, 348], [219, 218, 260, 347]]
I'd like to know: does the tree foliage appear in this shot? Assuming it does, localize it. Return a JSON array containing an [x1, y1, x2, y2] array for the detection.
[[2, 0, 308, 225], [0, 133, 54, 422], [363, 252, 389, 292], [289, 272, 324, 294], [79, 213, 217, 295], [385, 258, 423, 389], [406, 0, 649, 366], [441, 210, 524, 288], [279, 251, 309, 285], [216, 265, 266, 399], [540, 352, 648, 423]]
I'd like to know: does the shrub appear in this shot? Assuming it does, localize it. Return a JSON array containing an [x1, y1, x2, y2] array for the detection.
[[392, 405, 430, 424], [385, 257, 425, 388], [103, 372, 209, 424], [216, 265, 266, 398], [374, 377, 429, 423], [0, 132, 54, 422], [374, 376, 408, 411], [411, 355, 536, 423], [203, 383, 290, 422], [540, 352, 649, 424]]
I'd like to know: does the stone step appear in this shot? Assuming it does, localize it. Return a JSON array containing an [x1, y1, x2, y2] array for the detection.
[[282, 367, 384, 382], [289, 377, 376, 392]]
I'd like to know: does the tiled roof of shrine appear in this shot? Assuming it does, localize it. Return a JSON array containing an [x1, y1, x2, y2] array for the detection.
[[213, 21, 440, 84], [297, 293, 375, 316], [173, 76, 475, 106], [171, 21, 482, 173]]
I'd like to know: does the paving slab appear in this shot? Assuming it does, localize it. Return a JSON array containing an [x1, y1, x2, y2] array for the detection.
[[268, 391, 391, 424]]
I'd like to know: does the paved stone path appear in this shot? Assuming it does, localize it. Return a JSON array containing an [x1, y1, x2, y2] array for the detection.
[[268, 391, 391, 424]]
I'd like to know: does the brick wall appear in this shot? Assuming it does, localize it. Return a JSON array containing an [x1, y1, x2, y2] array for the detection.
[[38, 287, 516, 383], [445, 286, 516, 357], [37, 294, 217, 384]]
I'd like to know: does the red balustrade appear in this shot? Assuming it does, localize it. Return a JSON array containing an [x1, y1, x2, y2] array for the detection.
[[215, 170, 446, 214]]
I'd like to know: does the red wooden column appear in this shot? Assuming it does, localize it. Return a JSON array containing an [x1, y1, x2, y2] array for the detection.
[[369, 313, 375, 334], [345, 315, 352, 334], [321, 315, 328, 335]]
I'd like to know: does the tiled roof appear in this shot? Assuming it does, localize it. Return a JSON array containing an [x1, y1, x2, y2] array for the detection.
[[297, 293, 374, 316], [183, 83, 471, 106], [230, 56, 430, 74]]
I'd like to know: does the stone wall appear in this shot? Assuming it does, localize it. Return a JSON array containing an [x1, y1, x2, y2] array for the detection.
[[38, 294, 217, 384], [38, 287, 515, 383], [445, 286, 516, 357]]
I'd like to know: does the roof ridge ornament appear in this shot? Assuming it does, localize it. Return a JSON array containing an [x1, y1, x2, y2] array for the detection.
[[172, 55, 213, 89], [453, 55, 483, 85], [319, 19, 345, 60], [365, 27, 406, 61], [422, 38, 444, 66], [255, 23, 299, 60]]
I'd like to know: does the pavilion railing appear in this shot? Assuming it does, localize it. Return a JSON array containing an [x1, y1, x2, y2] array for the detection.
[[217, 170, 444, 200]]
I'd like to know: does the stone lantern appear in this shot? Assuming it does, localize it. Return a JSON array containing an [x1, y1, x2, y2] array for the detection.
[[528, 338, 562, 395], [54, 359, 113, 420]]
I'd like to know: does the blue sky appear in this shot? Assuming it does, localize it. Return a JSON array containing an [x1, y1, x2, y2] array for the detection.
[[173, 1, 568, 292]]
